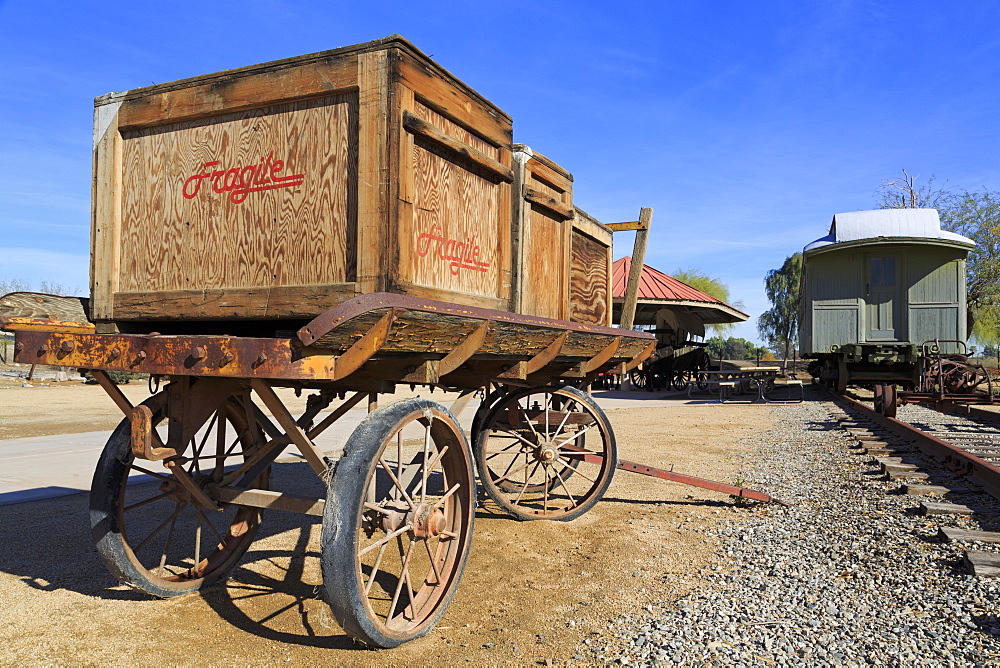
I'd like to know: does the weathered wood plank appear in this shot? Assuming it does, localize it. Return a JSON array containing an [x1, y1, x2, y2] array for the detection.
[[939, 526, 1000, 544], [403, 111, 513, 182], [919, 501, 974, 516], [964, 550, 1000, 577], [0, 293, 90, 323], [113, 284, 358, 321]]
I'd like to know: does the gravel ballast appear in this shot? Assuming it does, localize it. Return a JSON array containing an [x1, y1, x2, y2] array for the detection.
[[589, 394, 1000, 666]]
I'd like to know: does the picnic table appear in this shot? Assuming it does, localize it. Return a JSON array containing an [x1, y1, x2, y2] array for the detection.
[[688, 367, 802, 403]]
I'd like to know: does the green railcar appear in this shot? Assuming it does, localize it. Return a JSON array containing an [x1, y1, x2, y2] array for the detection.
[[798, 208, 974, 391]]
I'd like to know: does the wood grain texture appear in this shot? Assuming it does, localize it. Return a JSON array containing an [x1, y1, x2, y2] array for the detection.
[[117, 56, 358, 130], [113, 284, 358, 320], [118, 93, 358, 299], [91, 103, 123, 321], [519, 206, 568, 319], [396, 100, 511, 307], [0, 293, 90, 323], [511, 150, 573, 320], [395, 49, 512, 148], [569, 229, 610, 325]]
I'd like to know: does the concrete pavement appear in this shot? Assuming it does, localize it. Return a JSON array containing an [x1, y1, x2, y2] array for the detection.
[[0, 389, 687, 506]]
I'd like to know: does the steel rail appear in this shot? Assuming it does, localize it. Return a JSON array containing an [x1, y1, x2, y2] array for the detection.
[[837, 393, 1000, 500]]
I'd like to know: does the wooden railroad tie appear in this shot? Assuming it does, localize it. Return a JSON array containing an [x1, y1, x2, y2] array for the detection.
[[919, 501, 974, 516], [939, 526, 1000, 544], [963, 551, 1000, 577]]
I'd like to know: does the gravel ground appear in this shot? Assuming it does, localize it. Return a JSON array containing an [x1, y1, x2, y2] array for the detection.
[[586, 391, 1000, 666]]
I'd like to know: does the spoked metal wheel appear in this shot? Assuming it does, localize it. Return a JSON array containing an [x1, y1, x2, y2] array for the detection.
[[671, 371, 690, 391], [873, 384, 885, 415], [90, 390, 269, 597], [629, 368, 648, 390], [321, 398, 475, 649], [474, 385, 617, 521]]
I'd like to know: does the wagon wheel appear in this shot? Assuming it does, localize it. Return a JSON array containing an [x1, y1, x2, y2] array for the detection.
[[671, 371, 690, 392], [90, 391, 269, 597], [474, 385, 617, 521], [697, 371, 711, 391], [321, 398, 475, 649], [629, 368, 648, 390]]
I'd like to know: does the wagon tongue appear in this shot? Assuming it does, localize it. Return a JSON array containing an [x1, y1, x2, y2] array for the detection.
[[616, 459, 787, 505]]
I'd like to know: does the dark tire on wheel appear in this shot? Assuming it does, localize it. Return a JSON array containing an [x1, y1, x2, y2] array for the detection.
[[321, 398, 475, 649], [90, 392, 267, 598], [474, 385, 617, 522]]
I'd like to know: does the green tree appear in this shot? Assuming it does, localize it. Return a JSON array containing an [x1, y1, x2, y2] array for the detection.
[[671, 268, 744, 335], [757, 253, 802, 362], [705, 336, 757, 360], [875, 170, 1000, 346]]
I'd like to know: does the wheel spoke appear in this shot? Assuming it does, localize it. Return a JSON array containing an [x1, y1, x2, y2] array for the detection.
[[551, 466, 577, 508], [421, 421, 432, 503], [129, 465, 174, 482], [512, 462, 541, 506], [554, 423, 598, 449], [423, 538, 443, 585], [387, 538, 416, 623], [359, 524, 412, 557], [554, 457, 597, 483], [364, 541, 390, 596], [433, 483, 461, 510], [134, 503, 185, 553], [378, 457, 415, 508], [156, 511, 180, 577], [123, 491, 171, 513], [195, 506, 227, 544]]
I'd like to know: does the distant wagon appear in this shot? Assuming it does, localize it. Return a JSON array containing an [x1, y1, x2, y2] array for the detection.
[[798, 208, 991, 412]]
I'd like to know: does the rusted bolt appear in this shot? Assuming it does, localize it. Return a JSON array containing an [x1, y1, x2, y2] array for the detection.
[[220, 351, 235, 366], [39, 344, 49, 353], [191, 346, 207, 361], [108, 347, 121, 360], [137, 350, 147, 360], [60, 340, 76, 353], [14, 342, 23, 354], [148, 331, 161, 337], [254, 353, 268, 366]]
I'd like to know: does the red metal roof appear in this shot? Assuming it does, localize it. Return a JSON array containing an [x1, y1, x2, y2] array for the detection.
[[611, 256, 746, 314]]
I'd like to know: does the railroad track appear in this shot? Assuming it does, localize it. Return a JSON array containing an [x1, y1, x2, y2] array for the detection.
[[825, 390, 1000, 574]]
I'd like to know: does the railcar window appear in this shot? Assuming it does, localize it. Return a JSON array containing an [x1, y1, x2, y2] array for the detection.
[[870, 257, 895, 288]]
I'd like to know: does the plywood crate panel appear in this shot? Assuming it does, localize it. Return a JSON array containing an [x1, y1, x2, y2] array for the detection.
[[569, 209, 613, 326], [511, 146, 574, 321], [91, 35, 513, 326]]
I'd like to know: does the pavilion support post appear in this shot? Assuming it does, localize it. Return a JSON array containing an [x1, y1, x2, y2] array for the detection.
[[619, 207, 653, 331]]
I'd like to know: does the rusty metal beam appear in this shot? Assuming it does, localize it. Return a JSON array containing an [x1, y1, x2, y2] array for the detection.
[[840, 393, 1000, 500], [616, 459, 784, 504]]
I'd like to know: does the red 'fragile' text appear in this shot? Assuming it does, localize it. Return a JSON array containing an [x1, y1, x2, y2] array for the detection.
[[182, 153, 305, 204], [416, 225, 491, 275]]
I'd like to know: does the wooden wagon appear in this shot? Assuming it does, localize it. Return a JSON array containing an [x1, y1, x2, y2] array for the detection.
[[1, 36, 662, 648]]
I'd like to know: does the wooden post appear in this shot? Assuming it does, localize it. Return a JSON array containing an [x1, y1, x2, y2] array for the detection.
[[619, 207, 653, 331]]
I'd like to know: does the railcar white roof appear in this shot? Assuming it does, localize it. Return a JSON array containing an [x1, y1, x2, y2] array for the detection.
[[804, 208, 974, 252]]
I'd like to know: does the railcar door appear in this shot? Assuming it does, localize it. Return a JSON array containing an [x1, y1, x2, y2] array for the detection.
[[865, 254, 902, 341]]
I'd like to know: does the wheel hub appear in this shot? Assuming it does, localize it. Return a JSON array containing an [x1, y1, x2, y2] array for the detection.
[[535, 442, 559, 464], [410, 503, 447, 539]]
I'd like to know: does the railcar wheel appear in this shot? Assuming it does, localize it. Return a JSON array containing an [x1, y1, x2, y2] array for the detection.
[[321, 399, 475, 649], [883, 384, 898, 418], [90, 392, 269, 597], [873, 384, 885, 415], [475, 386, 617, 521]]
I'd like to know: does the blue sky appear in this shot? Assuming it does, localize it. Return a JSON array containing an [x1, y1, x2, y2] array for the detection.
[[2, 1, 999, 344]]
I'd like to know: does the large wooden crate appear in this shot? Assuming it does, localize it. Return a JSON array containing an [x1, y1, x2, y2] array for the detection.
[[91, 36, 513, 327]]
